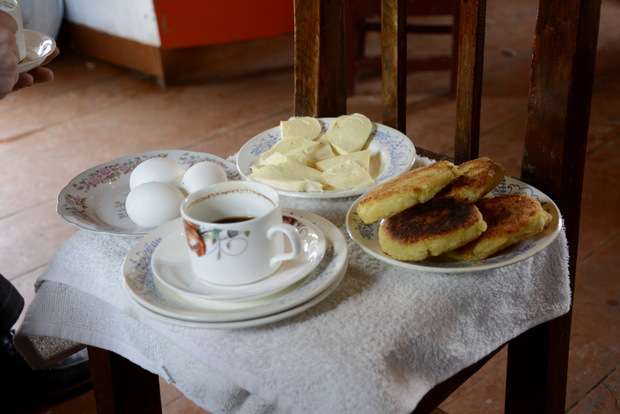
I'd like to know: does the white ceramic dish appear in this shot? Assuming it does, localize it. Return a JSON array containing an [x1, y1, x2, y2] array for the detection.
[[18, 29, 56, 73], [236, 117, 416, 198], [346, 176, 563, 272], [122, 209, 348, 327], [57, 150, 240, 235], [152, 215, 327, 300], [125, 268, 346, 329]]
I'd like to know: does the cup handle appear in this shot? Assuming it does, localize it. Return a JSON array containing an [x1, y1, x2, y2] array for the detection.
[[267, 224, 303, 266]]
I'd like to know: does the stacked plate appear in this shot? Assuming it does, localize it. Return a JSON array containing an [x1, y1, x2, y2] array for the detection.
[[56, 151, 348, 329], [121, 209, 348, 329]]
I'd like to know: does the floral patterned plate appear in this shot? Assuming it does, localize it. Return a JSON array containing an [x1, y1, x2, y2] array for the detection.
[[236, 118, 416, 198], [121, 209, 348, 327], [152, 214, 327, 300], [57, 150, 239, 235], [346, 176, 563, 273]]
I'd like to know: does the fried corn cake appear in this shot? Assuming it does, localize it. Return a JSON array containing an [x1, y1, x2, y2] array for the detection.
[[447, 194, 552, 261], [356, 160, 458, 224], [379, 198, 487, 261], [436, 157, 505, 203]]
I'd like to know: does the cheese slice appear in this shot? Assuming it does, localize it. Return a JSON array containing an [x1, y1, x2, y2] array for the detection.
[[324, 113, 373, 155], [280, 117, 323, 140], [259, 136, 320, 165], [322, 160, 375, 190], [315, 148, 372, 172], [248, 158, 325, 192], [261, 152, 290, 165], [305, 140, 337, 166]]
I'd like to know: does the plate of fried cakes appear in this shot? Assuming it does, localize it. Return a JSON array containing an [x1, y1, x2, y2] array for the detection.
[[346, 157, 562, 272]]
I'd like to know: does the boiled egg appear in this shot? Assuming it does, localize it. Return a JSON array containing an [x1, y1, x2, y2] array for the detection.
[[125, 182, 185, 228], [180, 161, 228, 194], [129, 158, 186, 190]]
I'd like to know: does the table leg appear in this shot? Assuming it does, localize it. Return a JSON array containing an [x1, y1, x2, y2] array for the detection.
[[88, 346, 162, 414]]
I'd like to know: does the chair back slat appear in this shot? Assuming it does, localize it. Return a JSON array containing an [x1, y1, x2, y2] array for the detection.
[[522, 0, 600, 258], [381, 0, 408, 133], [293, 0, 347, 117], [453, 0, 486, 164], [504, 1, 600, 412], [380, 0, 487, 163]]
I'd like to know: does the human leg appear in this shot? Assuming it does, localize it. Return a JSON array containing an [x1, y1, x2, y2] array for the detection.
[[0, 274, 92, 405]]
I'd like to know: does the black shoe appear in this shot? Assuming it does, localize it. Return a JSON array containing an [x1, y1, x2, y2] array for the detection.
[[0, 330, 92, 407]]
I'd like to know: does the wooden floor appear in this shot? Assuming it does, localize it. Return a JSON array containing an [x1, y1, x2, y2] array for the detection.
[[1, 0, 618, 412]]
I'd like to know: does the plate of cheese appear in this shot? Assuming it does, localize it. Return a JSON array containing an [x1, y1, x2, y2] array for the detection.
[[236, 115, 416, 198]]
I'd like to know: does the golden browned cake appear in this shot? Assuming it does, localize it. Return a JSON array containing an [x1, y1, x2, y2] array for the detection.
[[356, 160, 458, 223], [436, 157, 505, 203], [447, 194, 553, 261], [378, 198, 487, 261]]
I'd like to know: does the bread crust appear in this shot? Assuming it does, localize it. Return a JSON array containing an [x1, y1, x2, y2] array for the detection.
[[436, 157, 505, 203], [379, 198, 487, 261], [356, 160, 457, 223], [356, 157, 552, 263], [447, 194, 552, 261]]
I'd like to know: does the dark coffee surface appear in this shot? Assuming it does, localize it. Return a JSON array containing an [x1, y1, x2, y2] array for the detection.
[[212, 216, 255, 224]]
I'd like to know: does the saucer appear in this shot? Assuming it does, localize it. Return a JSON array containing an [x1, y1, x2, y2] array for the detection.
[[18, 30, 56, 73], [122, 208, 348, 326], [151, 214, 327, 300], [126, 267, 346, 329]]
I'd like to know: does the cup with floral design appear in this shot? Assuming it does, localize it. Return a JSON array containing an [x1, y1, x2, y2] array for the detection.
[[180, 181, 303, 286]]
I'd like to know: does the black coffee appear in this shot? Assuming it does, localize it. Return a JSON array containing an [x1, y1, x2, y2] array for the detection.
[[212, 216, 255, 224]]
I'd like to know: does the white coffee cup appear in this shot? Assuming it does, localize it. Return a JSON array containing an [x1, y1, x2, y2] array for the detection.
[[180, 181, 303, 286], [0, 0, 26, 62]]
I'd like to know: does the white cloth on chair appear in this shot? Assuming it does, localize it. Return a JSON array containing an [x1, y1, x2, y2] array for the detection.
[[15, 157, 571, 414]]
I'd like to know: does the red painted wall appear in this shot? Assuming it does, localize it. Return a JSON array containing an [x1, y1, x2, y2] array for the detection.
[[153, 0, 294, 49]]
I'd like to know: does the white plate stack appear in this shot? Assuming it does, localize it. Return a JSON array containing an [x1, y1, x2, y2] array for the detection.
[[122, 209, 348, 329]]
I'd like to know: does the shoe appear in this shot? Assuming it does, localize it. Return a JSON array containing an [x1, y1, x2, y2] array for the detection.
[[0, 330, 92, 406]]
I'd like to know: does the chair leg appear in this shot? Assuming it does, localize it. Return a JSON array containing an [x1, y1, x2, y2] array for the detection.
[[505, 313, 572, 414], [88, 346, 162, 414]]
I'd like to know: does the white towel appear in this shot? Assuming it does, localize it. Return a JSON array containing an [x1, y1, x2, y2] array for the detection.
[[15, 157, 571, 414]]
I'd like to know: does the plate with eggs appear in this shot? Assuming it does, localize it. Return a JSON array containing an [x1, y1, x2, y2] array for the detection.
[[236, 114, 416, 199], [57, 150, 240, 235]]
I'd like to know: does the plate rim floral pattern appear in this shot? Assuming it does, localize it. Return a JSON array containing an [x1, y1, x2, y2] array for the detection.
[[57, 150, 240, 236], [236, 117, 416, 199], [346, 175, 563, 273]]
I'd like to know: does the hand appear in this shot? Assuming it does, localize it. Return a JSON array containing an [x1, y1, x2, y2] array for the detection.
[[11, 46, 60, 91], [0, 10, 20, 99], [0, 10, 59, 99]]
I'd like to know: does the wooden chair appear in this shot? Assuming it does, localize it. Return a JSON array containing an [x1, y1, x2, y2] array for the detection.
[[345, 0, 460, 95], [83, 0, 600, 412], [293, 0, 601, 412]]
